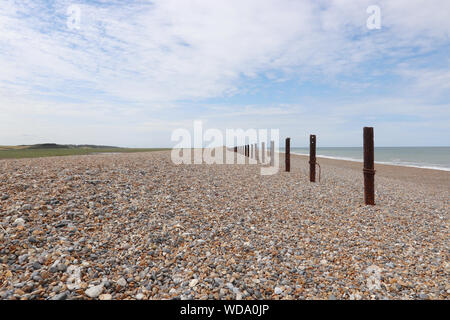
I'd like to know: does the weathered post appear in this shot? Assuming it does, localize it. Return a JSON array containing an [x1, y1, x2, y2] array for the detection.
[[309, 135, 316, 182], [363, 127, 375, 205], [285, 137, 290, 172], [251, 144, 254, 159], [255, 143, 259, 163], [270, 140, 275, 166], [261, 142, 265, 164]]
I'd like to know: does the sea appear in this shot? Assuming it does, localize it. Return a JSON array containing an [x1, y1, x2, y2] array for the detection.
[[278, 147, 450, 172]]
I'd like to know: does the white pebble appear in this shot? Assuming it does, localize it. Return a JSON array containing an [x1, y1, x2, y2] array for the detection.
[[85, 284, 103, 298]]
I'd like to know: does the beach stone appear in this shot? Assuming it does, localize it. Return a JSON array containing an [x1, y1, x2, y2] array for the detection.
[[189, 279, 199, 287], [85, 285, 103, 298], [28, 236, 38, 244], [135, 293, 144, 300], [0, 149, 447, 301], [117, 278, 127, 287], [13, 218, 25, 227], [51, 292, 68, 300], [32, 262, 42, 270], [57, 263, 67, 272]]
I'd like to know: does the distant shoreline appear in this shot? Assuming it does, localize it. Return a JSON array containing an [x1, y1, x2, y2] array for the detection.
[[286, 151, 450, 172], [280, 152, 450, 190]]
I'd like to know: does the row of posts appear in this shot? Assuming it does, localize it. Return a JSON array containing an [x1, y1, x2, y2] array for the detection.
[[233, 127, 375, 205], [234, 141, 275, 167]]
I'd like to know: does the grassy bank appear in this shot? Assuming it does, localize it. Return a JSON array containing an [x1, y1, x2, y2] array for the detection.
[[0, 145, 169, 159]]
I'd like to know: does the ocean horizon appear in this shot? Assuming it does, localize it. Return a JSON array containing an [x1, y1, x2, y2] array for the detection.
[[278, 146, 450, 172]]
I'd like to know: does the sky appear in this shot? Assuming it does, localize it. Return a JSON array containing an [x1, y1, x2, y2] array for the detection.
[[0, 0, 449, 147]]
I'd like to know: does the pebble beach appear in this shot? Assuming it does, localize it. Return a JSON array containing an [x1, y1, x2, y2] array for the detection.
[[0, 149, 448, 300]]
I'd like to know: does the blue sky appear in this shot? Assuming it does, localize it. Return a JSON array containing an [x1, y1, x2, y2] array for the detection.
[[0, 0, 449, 147]]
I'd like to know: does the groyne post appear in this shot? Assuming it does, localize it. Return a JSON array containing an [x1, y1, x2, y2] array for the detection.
[[285, 138, 290, 172], [309, 135, 316, 182], [363, 127, 376, 205]]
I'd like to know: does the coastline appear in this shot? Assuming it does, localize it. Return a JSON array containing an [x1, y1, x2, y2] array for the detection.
[[283, 151, 450, 172], [282, 152, 450, 190]]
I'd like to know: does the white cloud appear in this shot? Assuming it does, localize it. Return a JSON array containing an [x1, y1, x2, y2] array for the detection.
[[0, 0, 449, 146]]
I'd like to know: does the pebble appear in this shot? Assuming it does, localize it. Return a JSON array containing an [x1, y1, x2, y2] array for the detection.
[[32, 262, 42, 270], [57, 263, 67, 272], [116, 278, 127, 287], [135, 293, 144, 300], [189, 279, 199, 288], [0, 150, 447, 300], [274, 287, 283, 295], [99, 294, 112, 300], [51, 292, 68, 300], [85, 285, 103, 298], [28, 236, 38, 243], [13, 218, 25, 227]]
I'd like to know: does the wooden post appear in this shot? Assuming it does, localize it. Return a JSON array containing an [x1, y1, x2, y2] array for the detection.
[[270, 140, 275, 166], [262, 142, 265, 164], [251, 144, 253, 159], [309, 135, 316, 182], [285, 137, 290, 172], [255, 143, 259, 163], [363, 127, 375, 205]]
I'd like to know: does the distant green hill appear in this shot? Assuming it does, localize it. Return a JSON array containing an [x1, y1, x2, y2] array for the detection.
[[26, 143, 119, 149], [0, 144, 169, 159]]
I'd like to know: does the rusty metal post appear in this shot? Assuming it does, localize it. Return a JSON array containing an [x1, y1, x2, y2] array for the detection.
[[270, 140, 274, 166], [285, 137, 290, 172], [309, 135, 316, 182], [261, 142, 265, 164], [363, 127, 375, 205]]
